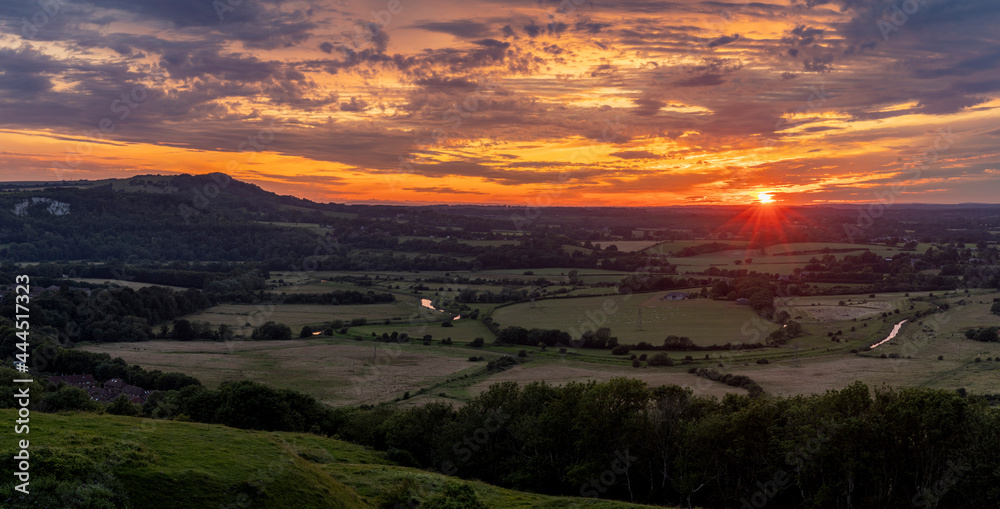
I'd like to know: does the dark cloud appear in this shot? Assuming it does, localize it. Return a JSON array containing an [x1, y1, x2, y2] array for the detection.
[[339, 97, 368, 112], [610, 150, 662, 159], [707, 34, 740, 48], [674, 73, 726, 87], [411, 20, 494, 39], [404, 186, 487, 194]]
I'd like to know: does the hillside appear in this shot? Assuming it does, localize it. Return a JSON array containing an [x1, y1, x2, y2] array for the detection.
[[0, 410, 665, 509]]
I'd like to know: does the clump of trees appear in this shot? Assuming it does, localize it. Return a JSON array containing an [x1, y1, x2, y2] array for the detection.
[[251, 321, 292, 341], [327, 379, 999, 508], [965, 327, 998, 343]]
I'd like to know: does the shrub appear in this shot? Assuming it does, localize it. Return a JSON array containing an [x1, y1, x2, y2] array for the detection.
[[423, 483, 486, 509], [756, 358, 769, 364], [106, 394, 140, 416], [632, 359, 642, 368], [611, 345, 630, 355], [517, 350, 527, 357], [40, 386, 98, 412], [251, 321, 292, 341], [470, 337, 485, 347], [648, 353, 674, 366]]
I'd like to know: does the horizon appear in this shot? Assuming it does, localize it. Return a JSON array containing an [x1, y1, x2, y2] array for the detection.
[[1, 1, 999, 205], [4, 172, 1000, 208]]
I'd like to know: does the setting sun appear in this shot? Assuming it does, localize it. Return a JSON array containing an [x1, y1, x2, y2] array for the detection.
[[757, 192, 774, 204]]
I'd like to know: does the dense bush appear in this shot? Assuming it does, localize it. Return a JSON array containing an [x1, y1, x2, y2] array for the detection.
[[251, 321, 292, 341]]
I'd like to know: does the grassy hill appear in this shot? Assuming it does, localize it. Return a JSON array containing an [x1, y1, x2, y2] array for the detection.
[[0, 410, 666, 509]]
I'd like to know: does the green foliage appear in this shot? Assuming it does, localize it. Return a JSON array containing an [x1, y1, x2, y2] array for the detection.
[[106, 395, 141, 416], [251, 321, 292, 341], [647, 353, 674, 366], [40, 386, 98, 412], [423, 484, 487, 509], [47, 349, 200, 391]]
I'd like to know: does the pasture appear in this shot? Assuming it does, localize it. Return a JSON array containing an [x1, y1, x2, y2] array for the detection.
[[80, 339, 491, 407], [490, 292, 780, 346], [184, 300, 446, 336], [347, 318, 496, 345]]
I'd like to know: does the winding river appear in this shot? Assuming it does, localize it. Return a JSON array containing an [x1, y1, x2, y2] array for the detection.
[[870, 319, 907, 349], [421, 299, 460, 320]]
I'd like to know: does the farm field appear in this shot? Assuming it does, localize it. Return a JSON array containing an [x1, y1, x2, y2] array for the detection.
[[184, 300, 447, 336], [722, 290, 1000, 395], [78, 289, 1000, 412], [780, 292, 919, 321], [642, 240, 750, 255], [68, 278, 190, 291], [347, 318, 496, 345], [466, 360, 745, 399], [80, 339, 491, 407], [605, 240, 664, 252], [491, 291, 780, 345]]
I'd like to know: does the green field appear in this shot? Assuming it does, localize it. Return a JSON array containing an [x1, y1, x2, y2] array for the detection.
[[67, 278, 190, 291], [349, 318, 496, 345], [185, 300, 447, 336], [0, 410, 662, 509], [491, 291, 780, 346]]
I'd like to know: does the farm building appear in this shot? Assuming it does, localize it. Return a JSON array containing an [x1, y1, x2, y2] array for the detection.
[[662, 292, 689, 300], [49, 374, 152, 403], [48, 374, 98, 388]]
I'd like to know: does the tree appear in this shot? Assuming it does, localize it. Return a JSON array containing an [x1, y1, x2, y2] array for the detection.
[[299, 325, 314, 338], [251, 321, 293, 341], [217, 324, 234, 341], [40, 386, 97, 412], [107, 394, 140, 416], [974, 327, 998, 343], [470, 337, 485, 347], [172, 319, 196, 341]]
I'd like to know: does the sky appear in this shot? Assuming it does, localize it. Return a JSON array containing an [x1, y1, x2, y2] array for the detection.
[[0, 0, 999, 205]]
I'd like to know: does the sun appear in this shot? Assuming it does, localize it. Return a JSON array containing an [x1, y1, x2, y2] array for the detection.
[[757, 192, 774, 204]]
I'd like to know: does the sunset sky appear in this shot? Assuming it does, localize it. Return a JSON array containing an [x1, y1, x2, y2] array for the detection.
[[1, 0, 998, 205]]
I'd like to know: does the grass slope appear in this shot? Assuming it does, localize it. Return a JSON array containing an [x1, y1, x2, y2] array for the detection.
[[0, 410, 665, 509]]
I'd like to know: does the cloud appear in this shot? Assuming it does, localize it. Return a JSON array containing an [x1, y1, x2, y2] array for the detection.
[[707, 34, 740, 48], [610, 150, 662, 159], [411, 20, 494, 39]]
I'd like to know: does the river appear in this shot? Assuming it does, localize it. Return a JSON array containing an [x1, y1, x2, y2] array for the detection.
[[870, 320, 907, 349], [421, 299, 460, 320]]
